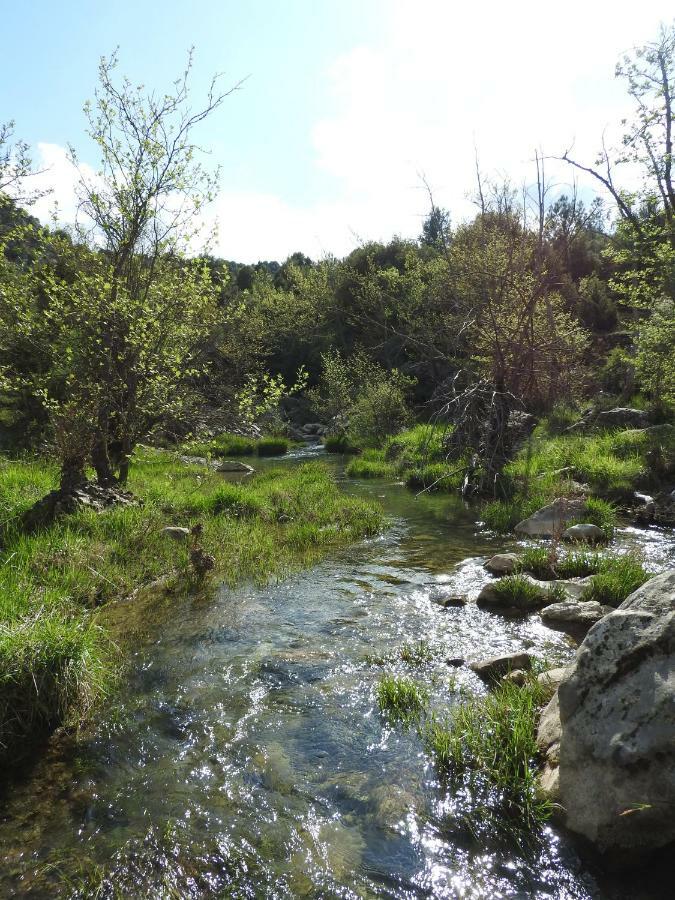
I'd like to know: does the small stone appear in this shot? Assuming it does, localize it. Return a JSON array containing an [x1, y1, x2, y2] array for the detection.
[[161, 526, 190, 540], [502, 668, 527, 686], [432, 594, 466, 608], [470, 652, 533, 683], [484, 553, 519, 575], [445, 657, 465, 667]]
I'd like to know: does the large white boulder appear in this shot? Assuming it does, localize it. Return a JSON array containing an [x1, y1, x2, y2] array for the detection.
[[544, 569, 675, 861], [514, 498, 586, 538]]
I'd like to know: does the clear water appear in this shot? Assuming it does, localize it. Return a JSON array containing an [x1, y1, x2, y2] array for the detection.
[[1, 448, 673, 898]]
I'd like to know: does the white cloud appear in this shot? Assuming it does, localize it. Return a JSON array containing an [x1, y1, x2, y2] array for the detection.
[[27, 1, 675, 261]]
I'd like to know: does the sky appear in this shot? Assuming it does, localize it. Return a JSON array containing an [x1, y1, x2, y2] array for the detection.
[[1, 0, 674, 262]]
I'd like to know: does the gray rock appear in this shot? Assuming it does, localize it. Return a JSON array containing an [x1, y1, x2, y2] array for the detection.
[[562, 523, 607, 544], [540, 599, 611, 641], [484, 553, 520, 575], [547, 569, 675, 860], [596, 407, 650, 429], [431, 594, 466, 608], [537, 666, 572, 692], [502, 668, 528, 686], [216, 460, 255, 474], [537, 691, 563, 801], [514, 498, 586, 538], [469, 651, 533, 683], [446, 657, 465, 667], [161, 526, 190, 540], [476, 575, 581, 615]]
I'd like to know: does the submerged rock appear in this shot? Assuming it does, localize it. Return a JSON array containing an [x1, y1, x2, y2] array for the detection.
[[540, 569, 675, 862], [431, 594, 466, 608], [484, 553, 520, 575], [540, 599, 611, 641], [514, 498, 586, 538], [562, 523, 607, 544], [469, 651, 533, 683]]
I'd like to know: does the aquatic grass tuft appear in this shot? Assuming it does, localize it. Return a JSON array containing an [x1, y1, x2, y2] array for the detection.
[[424, 676, 552, 833], [376, 675, 428, 726], [518, 547, 604, 580], [346, 450, 396, 479], [581, 553, 651, 607], [490, 575, 547, 609]]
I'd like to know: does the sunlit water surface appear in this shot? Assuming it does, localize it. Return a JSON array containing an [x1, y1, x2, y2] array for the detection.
[[1, 447, 673, 898]]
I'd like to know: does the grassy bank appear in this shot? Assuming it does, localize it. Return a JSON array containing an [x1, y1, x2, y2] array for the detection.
[[181, 432, 292, 458], [0, 451, 382, 767], [481, 422, 674, 533], [345, 424, 468, 493]]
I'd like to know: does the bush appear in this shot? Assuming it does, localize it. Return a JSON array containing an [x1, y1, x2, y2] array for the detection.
[[210, 433, 257, 456]]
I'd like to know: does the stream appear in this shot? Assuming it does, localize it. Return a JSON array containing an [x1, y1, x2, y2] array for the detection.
[[1, 446, 674, 898]]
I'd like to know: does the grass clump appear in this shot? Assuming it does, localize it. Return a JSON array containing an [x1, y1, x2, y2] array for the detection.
[[581, 553, 651, 607], [518, 547, 604, 580], [575, 497, 617, 539], [424, 676, 552, 832], [324, 434, 359, 454], [399, 639, 437, 666], [256, 436, 289, 456], [210, 433, 258, 456], [376, 675, 428, 726], [481, 493, 548, 533], [0, 613, 109, 766], [490, 575, 547, 609], [346, 450, 396, 479]]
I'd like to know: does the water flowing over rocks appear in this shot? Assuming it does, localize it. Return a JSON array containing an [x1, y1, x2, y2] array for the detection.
[[538, 569, 675, 863]]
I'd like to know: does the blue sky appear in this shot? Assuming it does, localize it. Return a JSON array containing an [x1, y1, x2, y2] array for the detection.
[[2, 1, 674, 260]]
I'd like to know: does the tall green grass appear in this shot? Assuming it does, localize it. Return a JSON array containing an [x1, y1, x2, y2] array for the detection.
[[181, 432, 291, 458], [581, 553, 651, 607], [376, 675, 428, 726], [424, 677, 552, 835]]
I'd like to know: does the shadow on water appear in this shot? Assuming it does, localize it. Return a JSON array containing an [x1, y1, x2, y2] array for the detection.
[[1, 446, 673, 898]]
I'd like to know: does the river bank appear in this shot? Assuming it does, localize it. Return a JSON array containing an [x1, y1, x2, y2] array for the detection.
[[1, 446, 673, 897]]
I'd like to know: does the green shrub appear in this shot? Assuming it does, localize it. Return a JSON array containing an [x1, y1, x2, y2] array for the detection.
[[423, 677, 551, 832], [376, 675, 428, 726], [582, 554, 651, 607]]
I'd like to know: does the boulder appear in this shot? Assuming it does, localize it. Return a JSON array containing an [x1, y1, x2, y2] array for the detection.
[[514, 498, 586, 538], [484, 552, 520, 575], [544, 569, 675, 861], [653, 488, 675, 527], [476, 575, 584, 615], [596, 407, 650, 429], [502, 668, 528, 686], [161, 525, 190, 540], [540, 599, 611, 642], [216, 460, 255, 474], [537, 690, 563, 801], [469, 651, 533, 683], [562, 523, 607, 544]]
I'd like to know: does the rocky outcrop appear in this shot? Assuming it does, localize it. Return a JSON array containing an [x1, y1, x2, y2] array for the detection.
[[567, 407, 650, 433], [161, 525, 191, 541], [540, 599, 612, 641], [514, 498, 586, 538], [539, 569, 675, 862]]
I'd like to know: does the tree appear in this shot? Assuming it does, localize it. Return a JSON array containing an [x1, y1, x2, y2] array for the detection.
[[67, 50, 238, 484], [0, 121, 48, 206]]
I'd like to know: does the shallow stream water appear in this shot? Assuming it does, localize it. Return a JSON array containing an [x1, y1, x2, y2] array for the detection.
[[1, 447, 673, 898]]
